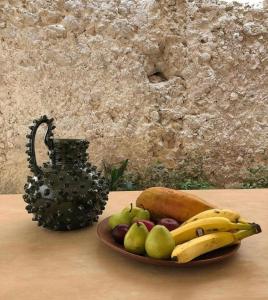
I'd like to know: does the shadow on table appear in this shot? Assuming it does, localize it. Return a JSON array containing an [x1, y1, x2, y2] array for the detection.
[[94, 239, 261, 298]]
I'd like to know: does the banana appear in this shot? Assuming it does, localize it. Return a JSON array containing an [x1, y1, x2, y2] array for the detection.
[[171, 226, 261, 263], [237, 217, 249, 224], [171, 216, 254, 245], [182, 209, 240, 225]]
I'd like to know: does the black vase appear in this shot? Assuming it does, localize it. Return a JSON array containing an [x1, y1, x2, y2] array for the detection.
[[23, 115, 109, 231]]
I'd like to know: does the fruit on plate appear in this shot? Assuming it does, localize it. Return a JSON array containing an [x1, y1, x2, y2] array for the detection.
[[136, 219, 155, 231], [136, 187, 215, 223], [171, 225, 262, 263], [124, 222, 148, 254], [171, 217, 254, 245], [108, 204, 150, 229], [108, 210, 132, 229], [158, 218, 180, 231], [145, 225, 175, 259], [131, 208, 150, 223], [112, 224, 130, 244], [237, 217, 249, 224], [106, 190, 262, 264], [122, 203, 143, 220], [182, 208, 240, 225], [122, 202, 151, 223]]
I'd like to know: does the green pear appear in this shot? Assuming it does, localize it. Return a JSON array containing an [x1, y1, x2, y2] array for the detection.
[[145, 225, 175, 259], [122, 203, 142, 220], [124, 222, 149, 254], [108, 210, 132, 230], [132, 209, 150, 223]]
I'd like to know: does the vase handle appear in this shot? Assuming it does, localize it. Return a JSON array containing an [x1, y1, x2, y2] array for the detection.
[[25, 115, 55, 175]]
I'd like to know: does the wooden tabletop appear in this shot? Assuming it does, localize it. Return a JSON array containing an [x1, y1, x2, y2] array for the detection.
[[1, 189, 268, 300]]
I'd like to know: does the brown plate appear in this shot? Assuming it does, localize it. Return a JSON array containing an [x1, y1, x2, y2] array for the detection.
[[96, 217, 241, 267]]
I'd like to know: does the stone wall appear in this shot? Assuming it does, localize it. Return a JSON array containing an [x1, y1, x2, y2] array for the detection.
[[0, 0, 267, 193]]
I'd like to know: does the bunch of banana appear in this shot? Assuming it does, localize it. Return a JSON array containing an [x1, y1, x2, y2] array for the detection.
[[171, 225, 261, 263], [170, 208, 262, 263], [181, 208, 249, 225], [181, 208, 240, 224], [171, 216, 254, 244]]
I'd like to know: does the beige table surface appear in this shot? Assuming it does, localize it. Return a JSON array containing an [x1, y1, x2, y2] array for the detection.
[[1, 190, 268, 300]]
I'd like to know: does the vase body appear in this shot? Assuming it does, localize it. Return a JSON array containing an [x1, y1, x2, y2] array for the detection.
[[23, 116, 109, 231]]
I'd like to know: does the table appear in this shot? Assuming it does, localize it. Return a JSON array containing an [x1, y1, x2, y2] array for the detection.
[[1, 190, 268, 300]]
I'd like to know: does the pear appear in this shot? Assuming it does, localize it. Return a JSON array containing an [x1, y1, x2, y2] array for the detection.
[[108, 210, 132, 230], [122, 203, 150, 223], [131, 208, 150, 223], [122, 203, 142, 220], [124, 222, 149, 254], [145, 225, 175, 259]]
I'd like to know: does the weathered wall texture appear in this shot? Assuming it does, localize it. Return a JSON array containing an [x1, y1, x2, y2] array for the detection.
[[0, 0, 267, 193]]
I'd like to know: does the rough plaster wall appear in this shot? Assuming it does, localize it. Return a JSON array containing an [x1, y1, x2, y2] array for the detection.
[[0, 0, 267, 193]]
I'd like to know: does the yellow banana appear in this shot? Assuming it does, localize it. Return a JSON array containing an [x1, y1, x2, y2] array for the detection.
[[182, 209, 240, 225], [237, 217, 249, 224], [171, 216, 254, 245], [171, 226, 261, 263]]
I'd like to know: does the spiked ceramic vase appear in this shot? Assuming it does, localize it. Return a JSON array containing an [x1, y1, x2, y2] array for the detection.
[[23, 115, 109, 231]]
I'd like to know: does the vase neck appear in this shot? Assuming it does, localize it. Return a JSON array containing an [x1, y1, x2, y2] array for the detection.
[[50, 139, 89, 168]]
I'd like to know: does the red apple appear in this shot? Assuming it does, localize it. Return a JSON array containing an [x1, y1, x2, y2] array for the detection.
[[158, 218, 180, 231], [136, 220, 155, 231], [112, 224, 130, 244]]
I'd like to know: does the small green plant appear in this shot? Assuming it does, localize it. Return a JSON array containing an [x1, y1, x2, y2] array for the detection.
[[242, 166, 268, 189], [178, 180, 215, 190], [102, 159, 268, 190], [101, 159, 129, 191], [122, 161, 215, 190]]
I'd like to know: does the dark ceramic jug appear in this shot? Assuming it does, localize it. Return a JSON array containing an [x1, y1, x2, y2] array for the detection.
[[23, 115, 109, 231]]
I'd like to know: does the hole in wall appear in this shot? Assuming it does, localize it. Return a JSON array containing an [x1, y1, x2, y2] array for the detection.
[[148, 71, 168, 83]]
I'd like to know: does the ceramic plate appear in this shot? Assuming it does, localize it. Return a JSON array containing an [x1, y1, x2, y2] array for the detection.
[[96, 217, 241, 267]]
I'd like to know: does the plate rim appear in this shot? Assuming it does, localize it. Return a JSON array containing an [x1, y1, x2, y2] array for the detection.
[[96, 217, 241, 267]]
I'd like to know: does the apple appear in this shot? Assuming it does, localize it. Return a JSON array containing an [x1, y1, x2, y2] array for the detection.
[[136, 220, 155, 231], [111, 224, 130, 244], [158, 218, 180, 231]]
